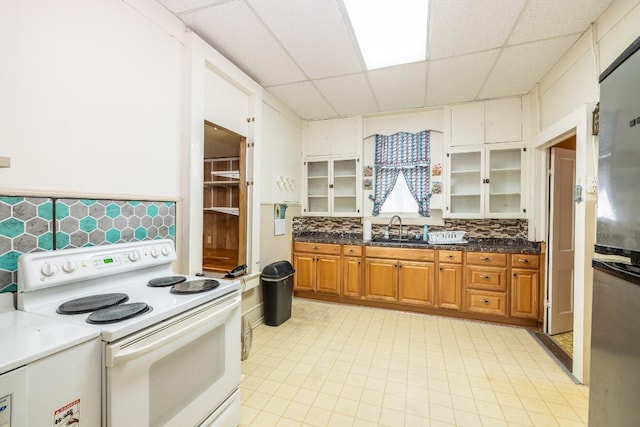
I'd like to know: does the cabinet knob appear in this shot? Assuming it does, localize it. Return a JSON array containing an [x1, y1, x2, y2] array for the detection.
[[513, 273, 517, 277], [439, 267, 443, 271]]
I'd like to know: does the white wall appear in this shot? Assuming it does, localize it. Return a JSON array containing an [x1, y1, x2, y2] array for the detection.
[[0, 0, 185, 198], [528, 0, 640, 384]]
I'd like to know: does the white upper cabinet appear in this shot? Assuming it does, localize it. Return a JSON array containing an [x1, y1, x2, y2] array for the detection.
[[450, 102, 485, 146], [305, 116, 363, 157], [485, 98, 522, 144], [449, 98, 523, 146], [304, 157, 361, 217], [445, 143, 526, 219]]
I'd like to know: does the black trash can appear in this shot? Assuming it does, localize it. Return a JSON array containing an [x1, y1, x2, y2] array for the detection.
[[261, 261, 295, 326]]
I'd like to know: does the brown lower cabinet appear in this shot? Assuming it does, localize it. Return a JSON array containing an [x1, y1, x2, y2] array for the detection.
[[293, 242, 542, 327]]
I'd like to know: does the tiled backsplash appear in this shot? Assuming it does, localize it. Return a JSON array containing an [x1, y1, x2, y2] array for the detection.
[[292, 217, 528, 239], [0, 196, 176, 293]]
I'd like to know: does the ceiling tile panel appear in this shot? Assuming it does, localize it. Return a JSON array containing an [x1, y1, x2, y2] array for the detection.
[[181, 1, 307, 86], [426, 50, 500, 106], [368, 62, 427, 113], [313, 73, 378, 117], [479, 35, 580, 99], [266, 82, 337, 119], [509, 0, 615, 45], [429, 0, 526, 59], [156, 0, 227, 15], [246, 0, 363, 79]]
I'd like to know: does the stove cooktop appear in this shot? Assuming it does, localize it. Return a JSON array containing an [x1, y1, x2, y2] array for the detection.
[[17, 240, 241, 342]]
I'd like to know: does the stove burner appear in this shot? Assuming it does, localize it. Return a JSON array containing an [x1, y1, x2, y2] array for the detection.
[[147, 275, 187, 287], [170, 279, 220, 294], [86, 302, 152, 324], [56, 293, 129, 314]]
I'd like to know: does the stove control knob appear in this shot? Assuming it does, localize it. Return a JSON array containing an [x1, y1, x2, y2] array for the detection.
[[128, 251, 140, 262], [41, 262, 59, 277], [161, 246, 170, 256], [62, 260, 77, 273], [150, 248, 159, 258]]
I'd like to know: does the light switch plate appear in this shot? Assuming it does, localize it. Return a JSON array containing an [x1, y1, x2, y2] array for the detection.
[[0, 156, 10, 168]]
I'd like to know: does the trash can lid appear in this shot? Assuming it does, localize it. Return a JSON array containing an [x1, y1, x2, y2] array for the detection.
[[262, 260, 295, 280]]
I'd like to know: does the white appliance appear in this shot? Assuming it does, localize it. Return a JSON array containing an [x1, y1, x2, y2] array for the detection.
[[0, 293, 101, 426], [17, 239, 241, 427]]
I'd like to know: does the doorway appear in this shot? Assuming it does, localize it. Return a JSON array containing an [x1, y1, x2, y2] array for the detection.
[[202, 120, 247, 273], [546, 135, 576, 361]]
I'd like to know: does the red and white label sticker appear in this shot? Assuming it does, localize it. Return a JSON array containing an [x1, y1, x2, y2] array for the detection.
[[53, 398, 80, 426]]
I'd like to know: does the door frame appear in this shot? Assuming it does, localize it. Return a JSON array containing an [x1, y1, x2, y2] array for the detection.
[[531, 104, 598, 384]]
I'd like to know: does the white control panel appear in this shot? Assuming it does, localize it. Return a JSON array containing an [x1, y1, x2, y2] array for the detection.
[[18, 240, 177, 292]]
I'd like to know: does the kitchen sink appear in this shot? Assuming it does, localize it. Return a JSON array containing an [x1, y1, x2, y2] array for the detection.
[[370, 237, 430, 245]]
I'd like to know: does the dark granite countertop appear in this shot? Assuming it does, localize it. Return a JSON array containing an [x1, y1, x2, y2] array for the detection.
[[294, 232, 542, 254]]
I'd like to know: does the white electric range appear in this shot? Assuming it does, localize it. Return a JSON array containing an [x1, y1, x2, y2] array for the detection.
[[17, 239, 242, 427]]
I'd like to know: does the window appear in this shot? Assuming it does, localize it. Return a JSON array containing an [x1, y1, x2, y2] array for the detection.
[[380, 173, 419, 213]]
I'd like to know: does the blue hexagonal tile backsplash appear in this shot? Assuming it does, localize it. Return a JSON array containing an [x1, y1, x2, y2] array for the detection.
[[0, 197, 53, 293], [0, 196, 176, 293]]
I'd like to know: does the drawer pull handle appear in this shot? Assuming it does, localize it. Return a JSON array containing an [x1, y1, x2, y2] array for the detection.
[[480, 257, 491, 261], [518, 259, 530, 263], [349, 249, 355, 253], [313, 246, 320, 250], [481, 299, 490, 304], [481, 275, 491, 279], [447, 255, 454, 259]]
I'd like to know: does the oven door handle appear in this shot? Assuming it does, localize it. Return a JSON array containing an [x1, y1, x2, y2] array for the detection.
[[106, 294, 240, 368]]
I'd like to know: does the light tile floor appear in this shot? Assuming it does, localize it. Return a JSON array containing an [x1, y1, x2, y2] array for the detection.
[[240, 299, 588, 427]]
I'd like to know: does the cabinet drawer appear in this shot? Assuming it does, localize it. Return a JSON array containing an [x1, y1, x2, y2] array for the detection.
[[365, 246, 435, 262], [465, 290, 507, 316], [466, 252, 507, 267], [439, 250, 462, 263], [342, 245, 362, 256], [511, 254, 539, 269], [466, 266, 507, 291], [294, 242, 341, 255]]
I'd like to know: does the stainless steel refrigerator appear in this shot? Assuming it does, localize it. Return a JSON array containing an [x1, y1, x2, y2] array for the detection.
[[591, 35, 640, 427]]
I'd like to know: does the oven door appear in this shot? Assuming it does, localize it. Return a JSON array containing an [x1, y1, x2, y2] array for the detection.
[[104, 291, 241, 427]]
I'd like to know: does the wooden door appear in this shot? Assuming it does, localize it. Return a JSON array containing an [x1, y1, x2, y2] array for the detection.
[[511, 268, 539, 319], [548, 147, 576, 334], [315, 255, 341, 295], [398, 261, 436, 307], [343, 256, 362, 297], [293, 253, 315, 291], [438, 263, 462, 310], [364, 258, 397, 302]]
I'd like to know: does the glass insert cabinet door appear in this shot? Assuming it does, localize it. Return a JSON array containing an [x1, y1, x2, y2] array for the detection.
[[304, 158, 359, 216], [448, 149, 483, 216], [486, 148, 523, 216]]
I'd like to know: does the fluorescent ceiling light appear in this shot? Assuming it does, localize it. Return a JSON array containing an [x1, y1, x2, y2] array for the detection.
[[344, 0, 429, 70]]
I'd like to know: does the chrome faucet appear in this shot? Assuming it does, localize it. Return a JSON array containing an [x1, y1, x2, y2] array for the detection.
[[386, 215, 403, 241]]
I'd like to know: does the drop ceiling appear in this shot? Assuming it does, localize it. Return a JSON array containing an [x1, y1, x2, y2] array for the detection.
[[157, 0, 614, 120]]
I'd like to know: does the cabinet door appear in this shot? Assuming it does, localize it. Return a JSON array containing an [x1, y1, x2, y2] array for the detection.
[[332, 158, 359, 215], [438, 263, 462, 310], [446, 148, 484, 217], [343, 256, 362, 297], [305, 117, 361, 157], [486, 146, 525, 217], [486, 98, 522, 144], [450, 102, 485, 146], [364, 258, 397, 302], [316, 255, 341, 295], [511, 268, 539, 319], [305, 160, 330, 215], [398, 261, 436, 307], [293, 253, 316, 291]]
